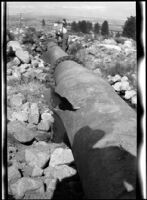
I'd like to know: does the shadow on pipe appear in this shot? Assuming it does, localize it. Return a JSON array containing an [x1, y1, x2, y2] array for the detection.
[[72, 126, 136, 199]]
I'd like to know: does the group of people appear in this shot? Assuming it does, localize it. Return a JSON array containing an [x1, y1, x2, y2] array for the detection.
[[55, 19, 69, 52]]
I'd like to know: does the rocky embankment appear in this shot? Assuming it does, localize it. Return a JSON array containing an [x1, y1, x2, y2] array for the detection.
[[7, 36, 84, 199], [68, 35, 137, 109]]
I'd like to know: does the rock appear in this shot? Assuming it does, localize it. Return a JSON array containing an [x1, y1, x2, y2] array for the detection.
[[8, 121, 36, 143], [21, 165, 33, 177], [10, 93, 26, 107], [121, 76, 128, 82], [123, 180, 134, 192], [36, 73, 48, 82], [7, 41, 22, 52], [131, 95, 137, 105], [11, 111, 29, 122], [35, 132, 52, 142], [8, 165, 21, 182], [19, 64, 29, 74], [38, 61, 44, 68], [22, 102, 30, 112], [44, 178, 58, 192], [10, 177, 44, 199], [31, 59, 39, 68], [49, 148, 74, 167], [13, 57, 21, 66], [120, 81, 131, 91], [7, 75, 21, 86], [112, 74, 121, 83], [7, 69, 12, 75], [31, 166, 43, 177], [44, 165, 77, 181], [28, 103, 40, 125], [36, 46, 42, 52], [93, 68, 102, 76], [124, 90, 136, 100], [25, 147, 50, 168], [99, 44, 121, 51], [103, 39, 117, 45], [35, 69, 43, 74], [31, 44, 37, 51], [37, 119, 51, 131], [16, 50, 30, 64], [12, 70, 21, 79], [124, 40, 133, 48], [112, 82, 122, 92], [41, 112, 54, 123]]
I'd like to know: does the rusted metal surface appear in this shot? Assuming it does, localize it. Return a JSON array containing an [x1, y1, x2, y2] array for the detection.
[[44, 42, 137, 199]]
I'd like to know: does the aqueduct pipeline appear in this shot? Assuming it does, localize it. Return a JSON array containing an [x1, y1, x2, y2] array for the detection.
[[43, 41, 137, 199]]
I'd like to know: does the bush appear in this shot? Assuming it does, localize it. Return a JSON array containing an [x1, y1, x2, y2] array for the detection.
[[22, 27, 37, 44], [68, 42, 83, 56], [122, 16, 136, 40], [99, 62, 136, 77]]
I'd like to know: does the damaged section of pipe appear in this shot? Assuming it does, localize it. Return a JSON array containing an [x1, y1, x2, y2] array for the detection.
[[43, 42, 137, 199]]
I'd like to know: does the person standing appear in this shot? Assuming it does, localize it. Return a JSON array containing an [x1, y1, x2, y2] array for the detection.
[[60, 19, 69, 52]]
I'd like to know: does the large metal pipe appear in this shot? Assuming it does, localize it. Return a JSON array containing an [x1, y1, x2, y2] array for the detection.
[[44, 42, 137, 199]]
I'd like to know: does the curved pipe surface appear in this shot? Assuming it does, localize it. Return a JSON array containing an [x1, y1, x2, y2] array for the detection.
[[44, 42, 137, 199]]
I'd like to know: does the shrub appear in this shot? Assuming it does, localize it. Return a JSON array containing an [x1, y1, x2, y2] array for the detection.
[[21, 27, 37, 44], [68, 42, 83, 56]]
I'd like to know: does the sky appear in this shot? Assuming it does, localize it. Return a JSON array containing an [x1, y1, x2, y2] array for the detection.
[[7, 2, 136, 20]]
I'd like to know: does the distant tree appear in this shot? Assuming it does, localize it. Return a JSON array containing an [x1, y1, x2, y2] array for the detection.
[[86, 21, 93, 33], [101, 20, 109, 36], [122, 16, 136, 40], [42, 19, 46, 26], [94, 23, 100, 34], [78, 21, 87, 33], [78, 20, 92, 33], [71, 21, 79, 32], [71, 20, 93, 33], [116, 31, 121, 37]]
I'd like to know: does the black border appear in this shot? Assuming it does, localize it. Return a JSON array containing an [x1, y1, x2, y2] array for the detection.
[[2, 1, 146, 199]]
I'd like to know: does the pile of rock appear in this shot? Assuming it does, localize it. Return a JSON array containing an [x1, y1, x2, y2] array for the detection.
[[107, 74, 137, 106], [8, 142, 76, 199], [7, 40, 53, 87]]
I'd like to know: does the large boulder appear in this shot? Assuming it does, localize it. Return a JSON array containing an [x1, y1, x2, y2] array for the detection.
[[49, 148, 74, 167], [31, 166, 43, 177], [16, 50, 30, 64], [8, 165, 21, 183], [37, 119, 52, 131], [25, 146, 50, 168], [9, 177, 44, 199], [7, 41, 22, 52], [8, 121, 37, 143], [124, 90, 136, 100], [10, 93, 26, 107], [11, 111, 29, 122], [44, 165, 77, 181], [28, 103, 40, 125]]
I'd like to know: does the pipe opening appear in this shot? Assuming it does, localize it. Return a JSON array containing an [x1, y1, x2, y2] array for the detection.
[[52, 90, 80, 111]]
